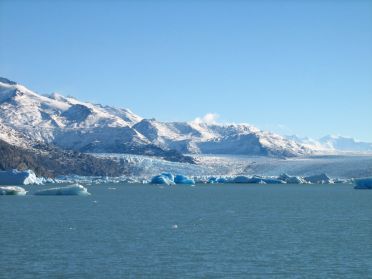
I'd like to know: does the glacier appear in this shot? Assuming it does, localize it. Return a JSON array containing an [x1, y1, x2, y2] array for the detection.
[[0, 186, 27, 195], [34, 184, 91, 196], [0, 169, 43, 185]]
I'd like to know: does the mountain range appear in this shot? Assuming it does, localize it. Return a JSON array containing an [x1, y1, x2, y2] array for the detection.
[[0, 77, 371, 176], [287, 135, 372, 153], [0, 77, 310, 156]]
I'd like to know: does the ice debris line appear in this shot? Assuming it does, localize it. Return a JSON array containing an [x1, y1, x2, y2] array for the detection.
[[0, 186, 27, 196], [34, 184, 91, 196], [0, 169, 43, 185], [200, 173, 336, 184], [354, 177, 372, 189], [150, 172, 347, 185], [151, 173, 195, 185]]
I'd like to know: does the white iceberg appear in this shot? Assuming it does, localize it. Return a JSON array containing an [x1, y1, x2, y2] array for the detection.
[[304, 173, 331, 184], [0, 169, 43, 185], [278, 173, 306, 184], [354, 177, 372, 189], [0, 186, 27, 195], [34, 184, 91, 196]]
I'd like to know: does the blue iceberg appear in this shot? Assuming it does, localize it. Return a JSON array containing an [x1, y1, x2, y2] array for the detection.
[[208, 177, 218, 184], [150, 174, 175, 185], [160, 172, 174, 182], [174, 174, 195, 185], [150, 173, 195, 185], [232, 176, 252, 183], [233, 176, 267, 184], [354, 177, 372, 189], [216, 177, 229, 183], [261, 178, 286, 184]]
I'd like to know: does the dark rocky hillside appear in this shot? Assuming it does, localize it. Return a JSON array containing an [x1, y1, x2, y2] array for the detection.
[[0, 139, 129, 177]]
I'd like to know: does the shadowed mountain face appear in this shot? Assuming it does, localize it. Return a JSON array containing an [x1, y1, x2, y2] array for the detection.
[[0, 77, 312, 163], [0, 139, 129, 177]]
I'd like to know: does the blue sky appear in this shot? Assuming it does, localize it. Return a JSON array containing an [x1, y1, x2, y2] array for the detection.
[[1, 0, 371, 141]]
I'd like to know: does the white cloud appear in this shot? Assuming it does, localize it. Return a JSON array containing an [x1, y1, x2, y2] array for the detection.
[[192, 113, 220, 125]]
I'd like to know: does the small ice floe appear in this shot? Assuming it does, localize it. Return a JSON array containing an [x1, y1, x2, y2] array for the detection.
[[108, 187, 117, 190], [0, 186, 27, 196], [354, 177, 372, 189], [171, 224, 178, 229], [34, 184, 91, 196]]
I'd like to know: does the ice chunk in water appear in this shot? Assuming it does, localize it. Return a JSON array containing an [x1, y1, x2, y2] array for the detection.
[[0, 186, 27, 195], [174, 174, 195, 185], [150, 175, 175, 185], [354, 177, 372, 189], [34, 184, 91, 196], [304, 173, 331, 184]]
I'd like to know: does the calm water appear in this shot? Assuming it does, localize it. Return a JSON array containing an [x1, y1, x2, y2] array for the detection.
[[1, 184, 372, 278]]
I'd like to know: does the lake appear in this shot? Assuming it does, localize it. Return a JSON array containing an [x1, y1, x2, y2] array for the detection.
[[1, 184, 372, 278]]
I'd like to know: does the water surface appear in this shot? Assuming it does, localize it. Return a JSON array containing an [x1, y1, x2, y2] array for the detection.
[[1, 184, 371, 278]]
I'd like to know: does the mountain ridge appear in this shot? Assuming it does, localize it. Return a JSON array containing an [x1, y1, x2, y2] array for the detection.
[[0, 77, 312, 161]]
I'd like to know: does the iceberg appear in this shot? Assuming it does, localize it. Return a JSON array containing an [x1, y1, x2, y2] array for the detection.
[[216, 177, 229, 183], [354, 177, 372, 189], [150, 175, 175, 185], [304, 173, 331, 184], [208, 177, 218, 184], [261, 178, 286, 184], [232, 176, 265, 184], [278, 173, 306, 184], [150, 173, 194, 185], [0, 169, 42, 185], [174, 174, 195, 185], [232, 176, 252, 183], [0, 186, 27, 196], [34, 184, 91, 196], [160, 172, 175, 182]]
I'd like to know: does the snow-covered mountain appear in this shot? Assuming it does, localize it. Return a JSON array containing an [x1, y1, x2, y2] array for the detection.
[[0, 77, 312, 158], [319, 135, 372, 152], [287, 134, 372, 154], [133, 119, 309, 157]]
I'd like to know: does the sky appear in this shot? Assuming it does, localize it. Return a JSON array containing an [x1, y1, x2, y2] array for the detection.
[[0, 0, 371, 141]]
